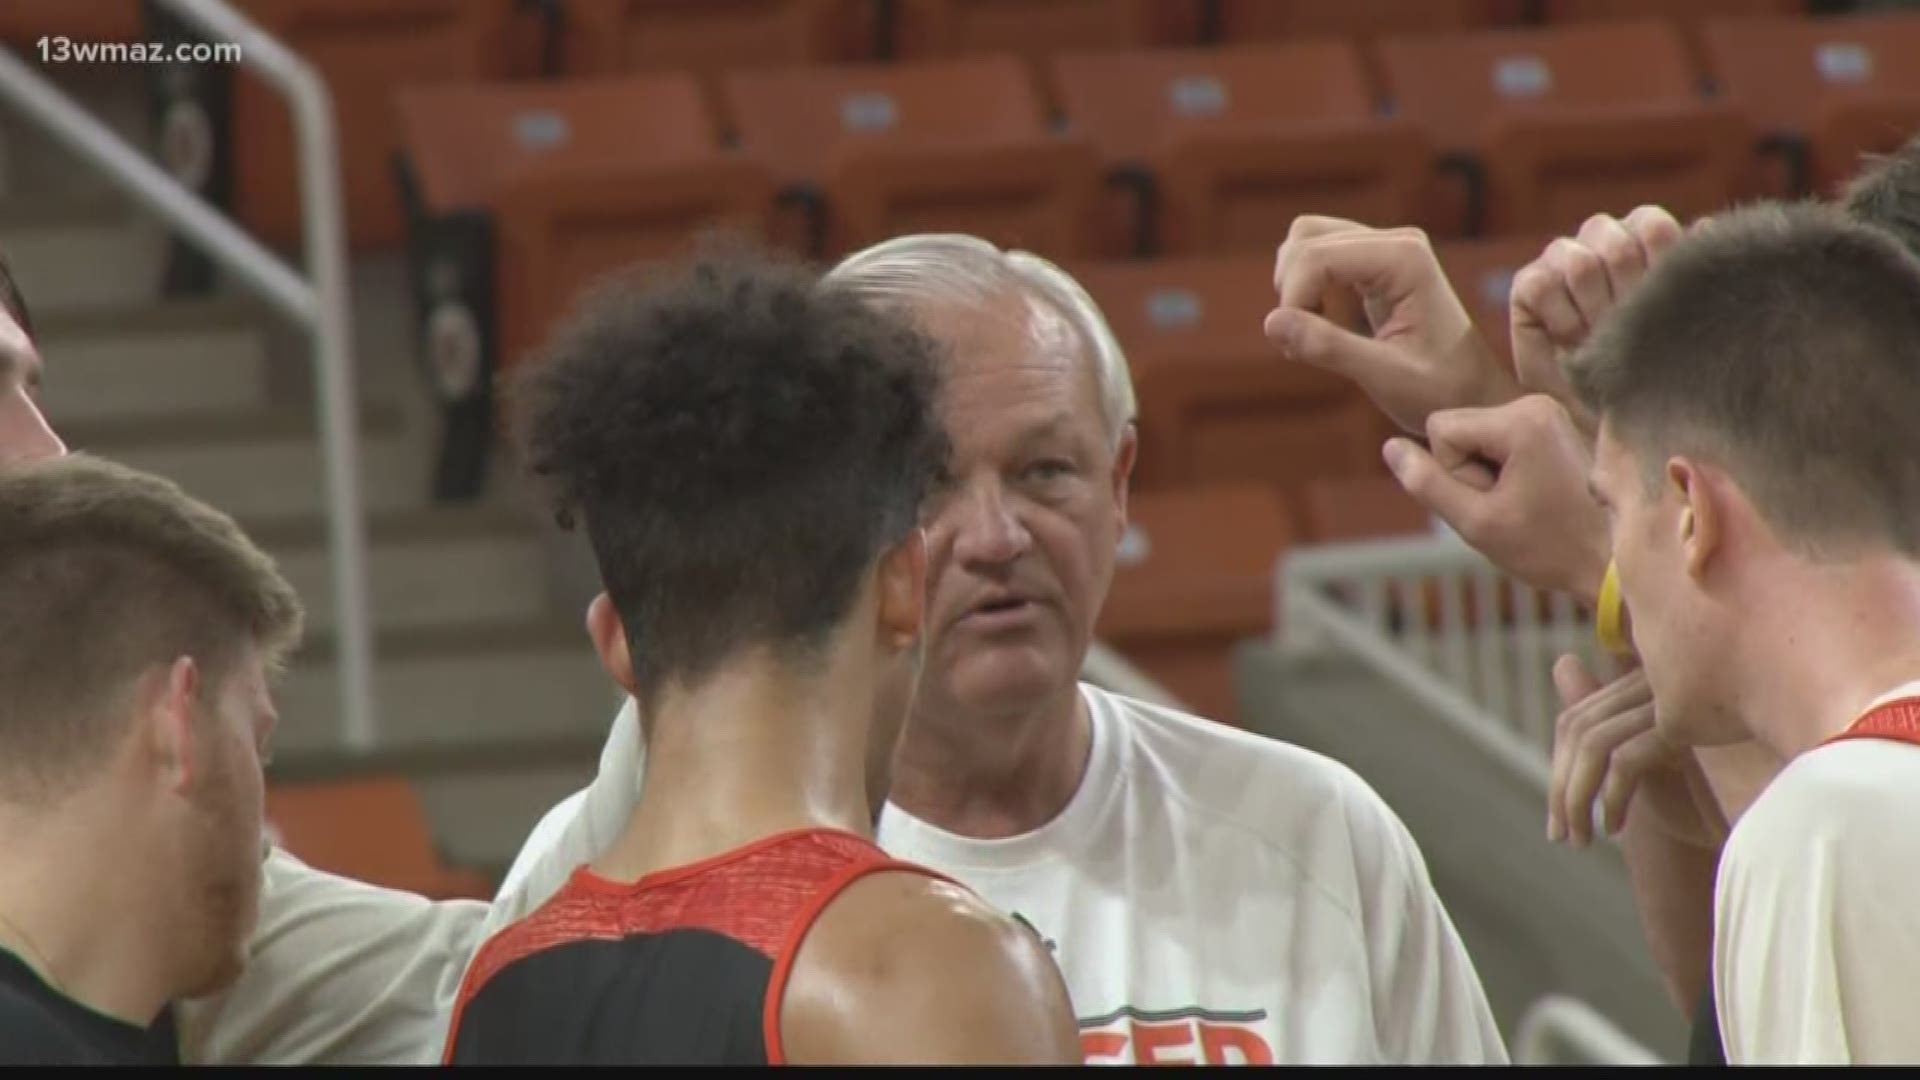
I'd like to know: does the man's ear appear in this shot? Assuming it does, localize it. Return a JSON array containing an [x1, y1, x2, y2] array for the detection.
[[878, 528, 928, 651], [1111, 422, 1138, 537], [1668, 457, 1720, 582], [586, 592, 638, 696], [142, 656, 201, 795]]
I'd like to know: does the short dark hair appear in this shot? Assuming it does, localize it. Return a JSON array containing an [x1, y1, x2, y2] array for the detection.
[[1842, 133, 1920, 260], [516, 251, 950, 706], [0, 454, 303, 800], [0, 249, 33, 340], [1569, 201, 1920, 558]]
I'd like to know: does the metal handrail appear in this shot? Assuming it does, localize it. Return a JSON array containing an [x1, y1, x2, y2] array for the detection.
[[1515, 994, 1664, 1065], [0, 0, 377, 748]]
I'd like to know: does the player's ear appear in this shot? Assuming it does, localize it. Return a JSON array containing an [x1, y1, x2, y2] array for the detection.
[[586, 592, 638, 695], [877, 528, 927, 651]]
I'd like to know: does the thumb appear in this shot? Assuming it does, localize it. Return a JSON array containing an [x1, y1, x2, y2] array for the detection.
[[1383, 437, 1493, 537], [1265, 307, 1406, 384], [1552, 652, 1602, 710]]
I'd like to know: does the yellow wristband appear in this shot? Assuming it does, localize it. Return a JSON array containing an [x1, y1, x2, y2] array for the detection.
[[1595, 560, 1632, 657]]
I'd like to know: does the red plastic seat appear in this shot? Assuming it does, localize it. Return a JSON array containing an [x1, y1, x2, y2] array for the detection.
[[1052, 44, 1429, 255], [1098, 483, 1296, 725], [267, 776, 494, 900]]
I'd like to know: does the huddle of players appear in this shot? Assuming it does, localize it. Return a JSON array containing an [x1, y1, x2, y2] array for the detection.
[[3, 134, 1920, 1063]]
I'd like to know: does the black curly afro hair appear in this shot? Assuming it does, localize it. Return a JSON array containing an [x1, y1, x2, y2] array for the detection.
[[514, 248, 951, 703]]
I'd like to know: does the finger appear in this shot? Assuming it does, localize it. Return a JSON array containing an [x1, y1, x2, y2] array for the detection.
[[1282, 214, 1372, 246], [1622, 204, 1685, 261], [1552, 652, 1601, 711], [1599, 729, 1669, 836], [1266, 307, 1415, 388], [1509, 257, 1586, 350], [1274, 228, 1437, 315], [1425, 404, 1526, 470], [1545, 237, 1614, 337], [1548, 653, 1600, 842], [1384, 438, 1498, 537], [1563, 707, 1656, 847], [1577, 214, 1649, 308]]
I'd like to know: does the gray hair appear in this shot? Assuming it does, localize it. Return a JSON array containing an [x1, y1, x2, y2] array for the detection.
[[826, 234, 1138, 448]]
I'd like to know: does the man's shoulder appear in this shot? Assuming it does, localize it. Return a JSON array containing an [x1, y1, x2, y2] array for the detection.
[[1726, 738, 1920, 871], [1087, 682, 1405, 836]]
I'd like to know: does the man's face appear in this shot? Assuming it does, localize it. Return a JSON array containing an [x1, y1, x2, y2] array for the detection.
[[1591, 422, 1739, 746], [0, 305, 61, 467], [174, 645, 275, 998], [913, 290, 1134, 719]]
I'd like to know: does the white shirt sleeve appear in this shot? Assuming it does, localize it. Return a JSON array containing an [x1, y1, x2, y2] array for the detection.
[[173, 848, 487, 1065], [177, 700, 647, 1065], [1346, 782, 1511, 1065], [1714, 742, 1920, 1064], [485, 697, 647, 935]]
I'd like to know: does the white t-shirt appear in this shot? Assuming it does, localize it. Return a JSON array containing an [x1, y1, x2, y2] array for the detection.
[[489, 683, 1509, 1065], [1713, 681, 1920, 1065]]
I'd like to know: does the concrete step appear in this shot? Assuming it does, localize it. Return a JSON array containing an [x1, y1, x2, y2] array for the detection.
[[62, 401, 428, 522], [0, 61, 154, 203], [34, 298, 275, 422], [277, 619, 623, 758], [0, 196, 166, 311], [246, 504, 554, 637]]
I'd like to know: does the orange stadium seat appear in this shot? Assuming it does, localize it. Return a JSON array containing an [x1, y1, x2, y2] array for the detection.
[[1076, 256, 1383, 516], [1053, 43, 1429, 256], [723, 55, 1100, 259], [0, 0, 140, 44], [1300, 472, 1432, 542], [1099, 483, 1296, 725], [396, 74, 771, 498], [266, 776, 495, 900], [1213, 0, 1526, 45], [227, 0, 516, 251], [890, 0, 1203, 107], [555, 0, 877, 119], [1701, 13, 1920, 198], [1542, 0, 1802, 25], [1378, 20, 1752, 236], [1434, 234, 1551, 367]]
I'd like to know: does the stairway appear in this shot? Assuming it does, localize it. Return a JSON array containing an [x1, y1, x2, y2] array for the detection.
[[0, 60, 613, 875]]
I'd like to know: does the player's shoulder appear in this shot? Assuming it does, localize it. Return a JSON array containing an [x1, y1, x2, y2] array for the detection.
[[814, 865, 1038, 967], [1725, 738, 1920, 891], [1088, 681, 1409, 847]]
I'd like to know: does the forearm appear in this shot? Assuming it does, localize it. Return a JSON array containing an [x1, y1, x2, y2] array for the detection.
[[1617, 805, 1719, 1014]]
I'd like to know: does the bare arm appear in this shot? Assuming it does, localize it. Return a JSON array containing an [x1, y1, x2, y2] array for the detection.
[[777, 871, 1081, 1065]]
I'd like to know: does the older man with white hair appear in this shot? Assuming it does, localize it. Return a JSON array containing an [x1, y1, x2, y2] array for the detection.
[[490, 234, 1507, 1066]]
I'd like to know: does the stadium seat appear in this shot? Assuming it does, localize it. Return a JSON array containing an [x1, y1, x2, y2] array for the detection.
[[1098, 483, 1295, 725], [219, 0, 516, 251], [723, 55, 1100, 259], [1542, 0, 1803, 25], [0, 0, 139, 44], [890, 0, 1203, 106], [1701, 12, 1920, 198], [554, 0, 877, 119], [1052, 44, 1429, 256], [396, 74, 771, 499], [1213, 0, 1526, 45], [1300, 473, 1432, 542], [1378, 19, 1752, 236], [1434, 234, 1552, 367], [1076, 256, 1383, 514], [266, 776, 495, 900]]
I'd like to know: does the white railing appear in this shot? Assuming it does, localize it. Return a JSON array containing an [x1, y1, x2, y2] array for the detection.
[[0, 0, 377, 749], [1515, 994, 1664, 1065], [1278, 527, 1604, 785]]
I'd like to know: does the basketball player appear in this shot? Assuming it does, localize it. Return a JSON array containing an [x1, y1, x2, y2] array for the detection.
[[442, 253, 1080, 1065], [0, 454, 301, 1063], [1566, 202, 1920, 1063]]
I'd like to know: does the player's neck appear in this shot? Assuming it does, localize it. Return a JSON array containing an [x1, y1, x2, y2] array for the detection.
[[598, 654, 877, 882], [888, 681, 1092, 839], [0, 789, 174, 1027], [1737, 558, 1920, 759]]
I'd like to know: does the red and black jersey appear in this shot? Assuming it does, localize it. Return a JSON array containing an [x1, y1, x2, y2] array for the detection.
[[444, 827, 948, 1065]]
